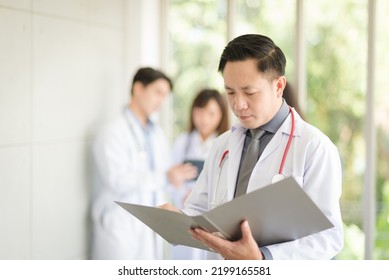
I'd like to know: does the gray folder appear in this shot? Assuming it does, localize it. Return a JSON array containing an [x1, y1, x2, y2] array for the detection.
[[116, 177, 334, 251]]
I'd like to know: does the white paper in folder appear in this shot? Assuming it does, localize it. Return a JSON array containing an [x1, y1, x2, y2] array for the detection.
[[116, 177, 334, 251]]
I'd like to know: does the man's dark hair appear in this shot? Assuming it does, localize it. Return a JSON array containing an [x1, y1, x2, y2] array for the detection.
[[218, 34, 286, 80], [131, 67, 173, 95]]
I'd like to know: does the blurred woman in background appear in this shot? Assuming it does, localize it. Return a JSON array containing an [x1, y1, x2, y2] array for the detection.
[[169, 88, 230, 259], [283, 82, 305, 119]]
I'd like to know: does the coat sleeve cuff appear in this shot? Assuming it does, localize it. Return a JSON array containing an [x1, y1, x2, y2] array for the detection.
[[260, 246, 273, 260]]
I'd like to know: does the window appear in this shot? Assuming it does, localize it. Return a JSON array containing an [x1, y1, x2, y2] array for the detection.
[[166, 0, 386, 259], [375, 0, 389, 259], [305, 0, 368, 259], [168, 0, 227, 138]]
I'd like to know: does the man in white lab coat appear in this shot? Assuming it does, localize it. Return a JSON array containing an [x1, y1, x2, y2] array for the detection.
[[91, 67, 197, 259], [161, 34, 343, 260]]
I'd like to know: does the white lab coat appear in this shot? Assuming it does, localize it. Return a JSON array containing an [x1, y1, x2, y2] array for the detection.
[[171, 130, 217, 208], [170, 130, 217, 259], [91, 108, 170, 260], [183, 109, 344, 260]]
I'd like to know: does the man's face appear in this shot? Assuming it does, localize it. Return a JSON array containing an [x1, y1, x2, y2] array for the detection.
[[134, 78, 171, 116], [223, 58, 285, 129]]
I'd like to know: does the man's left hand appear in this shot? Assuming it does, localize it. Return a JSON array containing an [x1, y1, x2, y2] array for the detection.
[[189, 220, 263, 260]]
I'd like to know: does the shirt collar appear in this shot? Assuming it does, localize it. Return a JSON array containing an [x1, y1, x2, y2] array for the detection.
[[125, 107, 154, 132], [259, 100, 289, 134]]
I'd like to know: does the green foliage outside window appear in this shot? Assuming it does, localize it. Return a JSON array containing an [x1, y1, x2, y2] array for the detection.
[[168, 0, 389, 259]]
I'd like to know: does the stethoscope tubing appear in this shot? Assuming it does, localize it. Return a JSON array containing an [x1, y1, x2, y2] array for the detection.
[[122, 107, 146, 153], [278, 107, 295, 175]]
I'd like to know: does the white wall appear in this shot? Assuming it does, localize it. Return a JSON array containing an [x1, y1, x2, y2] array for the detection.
[[0, 0, 162, 259]]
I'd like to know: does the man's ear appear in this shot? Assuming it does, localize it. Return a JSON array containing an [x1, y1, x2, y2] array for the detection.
[[275, 76, 286, 98], [132, 81, 144, 97]]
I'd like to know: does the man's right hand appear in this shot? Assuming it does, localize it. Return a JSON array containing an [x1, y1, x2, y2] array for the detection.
[[167, 163, 198, 188]]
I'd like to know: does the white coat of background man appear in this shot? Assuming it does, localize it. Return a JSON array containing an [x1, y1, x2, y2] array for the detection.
[[91, 67, 197, 259], [161, 34, 344, 260]]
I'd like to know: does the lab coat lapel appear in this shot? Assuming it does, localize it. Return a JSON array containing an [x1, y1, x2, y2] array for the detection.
[[258, 130, 283, 163], [257, 109, 301, 163], [227, 125, 246, 201]]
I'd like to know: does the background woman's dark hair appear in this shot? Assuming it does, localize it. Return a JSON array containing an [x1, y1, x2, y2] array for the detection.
[[218, 34, 286, 80], [188, 89, 230, 135], [283, 82, 305, 120], [131, 67, 173, 95]]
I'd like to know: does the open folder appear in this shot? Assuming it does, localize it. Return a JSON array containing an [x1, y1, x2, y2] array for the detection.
[[116, 177, 334, 251]]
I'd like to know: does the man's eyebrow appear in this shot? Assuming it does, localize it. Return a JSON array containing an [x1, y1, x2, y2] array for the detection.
[[224, 85, 256, 90]]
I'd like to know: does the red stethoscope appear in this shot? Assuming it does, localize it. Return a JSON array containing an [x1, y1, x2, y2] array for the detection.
[[219, 106, 295, 184]]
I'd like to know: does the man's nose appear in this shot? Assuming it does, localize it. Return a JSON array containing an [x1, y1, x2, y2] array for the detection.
[[234, 94, 248, 110]]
